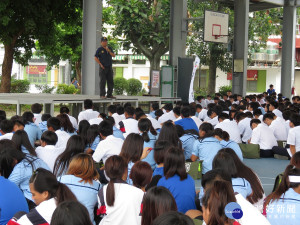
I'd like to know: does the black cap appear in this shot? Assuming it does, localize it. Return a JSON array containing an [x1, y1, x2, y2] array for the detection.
[[101, 37, 108, 42]]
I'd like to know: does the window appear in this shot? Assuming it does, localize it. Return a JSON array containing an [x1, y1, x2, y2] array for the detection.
[[28, 73, 47, 84], [246, 80, 257, 92], [132, 60, 146, 64]]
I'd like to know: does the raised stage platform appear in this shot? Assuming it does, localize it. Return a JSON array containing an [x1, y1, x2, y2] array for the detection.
[[0, 93, 181, 116]]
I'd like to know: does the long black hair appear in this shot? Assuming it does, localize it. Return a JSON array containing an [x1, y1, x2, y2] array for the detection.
[[86, 124, 99, 147], [157, 121, 182, 149], [53, 135, 85, 176], [138, 118, 157, 143], [199, 123, 214, 139], [11, 130, 37, 156], [78, 120, 90, 145], [0, 140, 34, 178]]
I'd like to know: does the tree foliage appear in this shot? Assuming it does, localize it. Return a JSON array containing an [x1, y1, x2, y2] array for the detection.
[[0, 0, 81, 92], [107, 0, 170, 73]]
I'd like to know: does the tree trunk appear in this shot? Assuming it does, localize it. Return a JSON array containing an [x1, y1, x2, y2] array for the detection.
[[208, 45, 218, 95], [0, 43, 15, 93], [75, 59, 82, 93], [149, 54, 161, 94]]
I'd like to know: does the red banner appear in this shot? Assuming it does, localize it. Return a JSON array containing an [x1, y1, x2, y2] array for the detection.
[[227, 70, 258, 81], [27, 65, 47, 75]]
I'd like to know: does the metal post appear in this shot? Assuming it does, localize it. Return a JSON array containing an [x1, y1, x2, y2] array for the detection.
[[232, 0, 249, 96], [169, 0, 187, 97], [281, 1, 296, 98], [82, 0, 102, 95]]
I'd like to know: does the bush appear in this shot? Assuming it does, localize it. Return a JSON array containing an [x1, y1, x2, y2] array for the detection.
[[218, 85, 232, 96], [56, 84, 79, 94], [113, 77, 128, 95], [194, 87, 209, 99], [35, 84, 55, 94], [10, 79, 30, 93], [125, 78, 142, 96]]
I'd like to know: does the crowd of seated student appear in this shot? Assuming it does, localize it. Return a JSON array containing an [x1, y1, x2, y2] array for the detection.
[[0, 93, 299, 225]]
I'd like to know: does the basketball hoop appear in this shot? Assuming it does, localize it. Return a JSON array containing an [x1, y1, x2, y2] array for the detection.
[[204, 11, 229, 44]]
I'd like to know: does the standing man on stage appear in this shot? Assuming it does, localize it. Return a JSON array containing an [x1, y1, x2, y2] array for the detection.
[[94, 37, 116, 99]]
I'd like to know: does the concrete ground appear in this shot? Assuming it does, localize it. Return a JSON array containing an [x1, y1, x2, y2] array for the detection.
[[194, 158, 290, 196]]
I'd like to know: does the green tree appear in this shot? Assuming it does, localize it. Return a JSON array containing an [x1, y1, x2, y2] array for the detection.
[[106, 0, 170, 75], [0, 0, 81, 93]]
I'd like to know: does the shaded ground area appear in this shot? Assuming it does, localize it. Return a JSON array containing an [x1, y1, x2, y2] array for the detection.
[[195, 158, 290, 196]]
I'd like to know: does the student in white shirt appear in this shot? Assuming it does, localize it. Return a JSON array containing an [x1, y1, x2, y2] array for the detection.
[[89, 115, 103, 125], [31, 103, 43, 126], [108, 104, 123, 126], [287, 114, 300, 157], [206, 105, 222, 127], [93, 120, 124, 165], [97, 155, 144, 225], [60, 106, 78, 130], [269, 101, 283, 118], [190, 106, 202, 129], [172, 106, 182, 121], [250, 119, 278, 158], [0, 119, 14, 140], [36, 131, 65, 171], [47, 117, 70, 149], [78, 99, 100, 124], [236, 112, 252, 143], [119, 106, 139, 136], [215, 113, 241, 143], [9, 168, 77, 225], [197, 104, 209, 121], [263, 113, 288, 141], [158, 103, 176, 124]]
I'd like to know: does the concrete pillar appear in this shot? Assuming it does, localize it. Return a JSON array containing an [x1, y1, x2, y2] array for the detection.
[[169, 0, 187, 97], [82, 0, 102, 95], [232, 0, 249, 96], [281, 2, 296, 98]]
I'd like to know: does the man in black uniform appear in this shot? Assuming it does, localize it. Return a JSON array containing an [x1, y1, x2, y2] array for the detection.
[[94, 37, 116, 99]]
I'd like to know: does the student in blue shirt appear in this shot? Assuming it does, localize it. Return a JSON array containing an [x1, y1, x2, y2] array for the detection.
[[39, 113, 51, 133], [139, 118, 158, 169], [152, 140, 172, 177], [213, 128, 243, 161], [212, 151, 252, 199], [157, 146, 196, 214], [149, 102, 159, 119], [85, 124, 100, 154], [23, 111, 42, 147], [105, 116, 124, 140], [174, 106, 199, 132], [0, 140, 50, 208], [53, 135, 85, 177], [12, 130, 37, 156], [57, 113, 77, 136], [191, 123, 223, 174], [265, 165, 300, 225], [176, 125, 198, 160], [0, 175, 29, 225], [59, 154, 101, 224]]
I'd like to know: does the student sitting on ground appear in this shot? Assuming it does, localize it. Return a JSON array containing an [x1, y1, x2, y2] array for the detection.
[[264, 165, 300, 225], [78, 99, 99, 124], [0, 140, 50, 209], [31, 103, 43, 126], [53, 135, 85, 177], [174, 106, 199, 132], [105, 116, 125, 140], [108, 104, 122, 127], [12, 130, 37, 156], [157, 147, 196, 214], [191, 123, 223, 174], [263, 112, 288, 141], [250, 119, 278, 158], [8, 168, 76, 225], [23, 112, 43, 147], [47, 117, 70, 149], [85, 124, 100, 154], [59, 154, 101, 224], [11, 117, 25, 132], [119, 106, 139, 137], [176, 125, 198, 160], [56, 113, 77, 136], [39, 113, 51, 133], [60, 106, 78, 130], [97, 155, 144, 225], [35, 131, 64, 171], [0, 119, 14, 140]]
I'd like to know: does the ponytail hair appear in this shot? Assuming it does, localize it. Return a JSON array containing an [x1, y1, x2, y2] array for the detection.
[[213, 128, 230, 141], [199, 123, 214, 139], [104, 155, 128, 206], [138, 118, 157, 143], [264, 165, 300, 208], [30, 168, 77, 205]]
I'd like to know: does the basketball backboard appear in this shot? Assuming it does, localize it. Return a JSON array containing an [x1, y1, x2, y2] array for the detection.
[[204, 10, 229, 44]]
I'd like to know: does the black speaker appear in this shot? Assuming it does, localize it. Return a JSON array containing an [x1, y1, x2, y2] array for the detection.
[[177, 57, 194, 102]]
